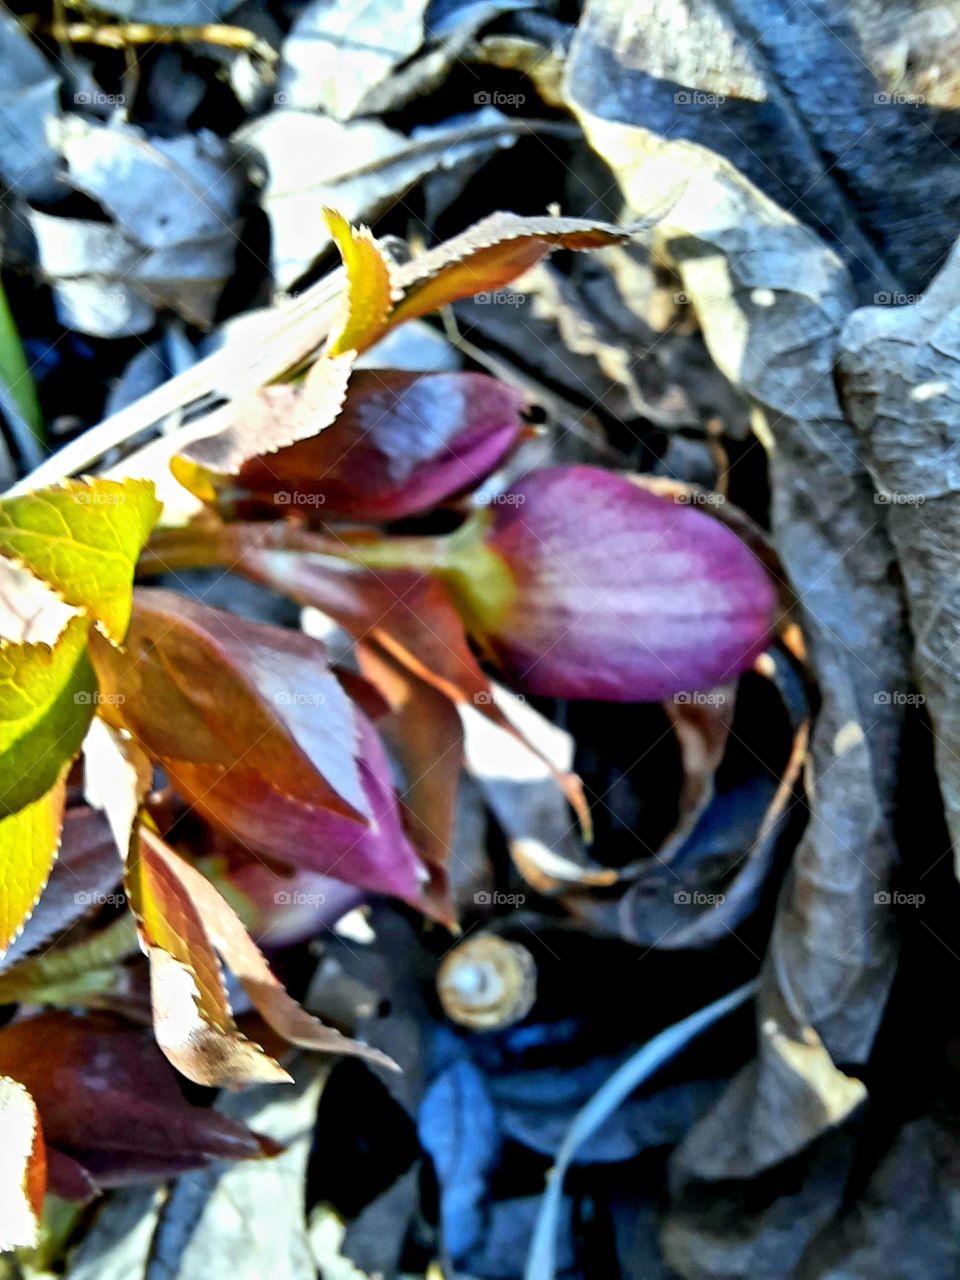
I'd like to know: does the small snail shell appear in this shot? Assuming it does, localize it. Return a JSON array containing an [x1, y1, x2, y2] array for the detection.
[[437, 935, 537, 1031]]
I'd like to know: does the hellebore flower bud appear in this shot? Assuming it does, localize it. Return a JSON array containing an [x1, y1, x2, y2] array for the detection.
[[448, 467, 777, 701], [340, 465, 773, 702], [279, 466, 777, 704], [237, 369, 527, 522]]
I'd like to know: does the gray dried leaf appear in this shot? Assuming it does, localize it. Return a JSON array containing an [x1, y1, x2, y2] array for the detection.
[[663, 1127, 858, 1280], [839, 245, 960, 874], [146, 1066, 323, 1280], [566, 0, 912, 1174], [670, 987, 867, 1183], [0, 7, 61, 201], [796, 1107, 960, 1277], [567, 0, 960, 295], [29, 210, 156, 338], [238, 109, 531, 287], [60, 120, 243, 251], [279, 0, 430, 118], [86, 0, 242, 19]]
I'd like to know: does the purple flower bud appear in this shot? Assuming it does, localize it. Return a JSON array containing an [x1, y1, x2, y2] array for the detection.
[[451, 467, 777, 702], [238, 369, 526, 522]]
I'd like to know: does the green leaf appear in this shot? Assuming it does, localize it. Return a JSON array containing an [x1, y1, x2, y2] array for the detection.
[[0, 615, 95, 817], [0, 915, 138, 1007], [0, 773, 67, 956], [0, 479, 161, 646], [0, 277, 43, 458]]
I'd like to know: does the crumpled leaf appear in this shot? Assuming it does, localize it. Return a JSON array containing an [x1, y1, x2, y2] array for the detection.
[[0, 773, 67, 959], [418, 1059, 500, 1264], [55, 119, 245, 329], [565, 0, 912, 1172], [570, 650, 809, 948], [796, 1104, 960, 1276], [237, 112, 539, 287], [0, 1075, 46, 1252], [133, 828, 395, 1084], [28, 211, 158, 340], [564, 0, 960, 294], [230, 368, 526, 521], [662, 1126, 857, 1280], [278, 0, 429, 119], [0, 615, 94, 817], [527, 981, 757, 1280], [147, 1062, 325, 1280], [0, 1011, 281, 1192], [323, 210, 397, 357], [172, 352, 354, 492], [0, 478, 160, 645], [90, 589, 431, 908], [839, 245, 960, 874], [0, 7, 60, 201]]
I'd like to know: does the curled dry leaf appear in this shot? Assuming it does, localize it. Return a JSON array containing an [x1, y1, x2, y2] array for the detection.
[[0, 1075, 46, 1252], [839, 246, 960, 873], [139, 829, 396, 1072], [565, 0, 913, 1174], [0, 1012, 280, 1193], [233, 369, 527, 522], [384, 213, 627, 337], [129, 828, 291, 1088]]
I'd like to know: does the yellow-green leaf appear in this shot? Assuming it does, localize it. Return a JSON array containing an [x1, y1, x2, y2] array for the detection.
[[0, 616, 95, 817], [323, 208, 397, 357], [0, 479, 161, 646], [0, 773, 67, 957]]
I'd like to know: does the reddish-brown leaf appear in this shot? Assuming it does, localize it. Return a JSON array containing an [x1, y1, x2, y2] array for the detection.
[[236, 551, 591, 834], [0, 1012, 281, 1190], [384, 213, 626, 334], [89, 589, 431, 908], [139, 829, 395, 1070]]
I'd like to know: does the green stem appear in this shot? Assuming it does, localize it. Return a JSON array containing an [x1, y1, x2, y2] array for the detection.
[[140, 513, 517, 635]]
